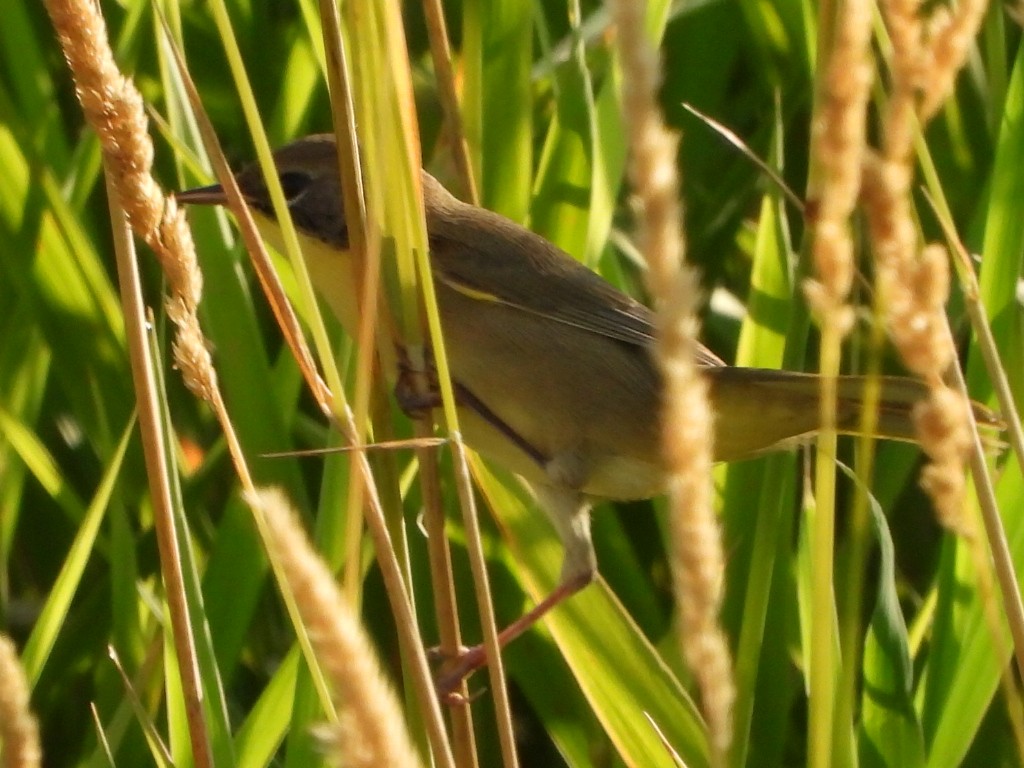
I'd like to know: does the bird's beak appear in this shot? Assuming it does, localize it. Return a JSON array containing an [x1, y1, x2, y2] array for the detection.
[[176, 183, 228, 206]]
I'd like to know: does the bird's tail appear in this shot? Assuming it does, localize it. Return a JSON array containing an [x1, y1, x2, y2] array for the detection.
[[835, 374, 1001, 441], [707, 367, 1002, 462]]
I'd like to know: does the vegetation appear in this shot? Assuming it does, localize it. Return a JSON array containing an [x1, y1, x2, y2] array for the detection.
[[1, 0, 1022, 765]]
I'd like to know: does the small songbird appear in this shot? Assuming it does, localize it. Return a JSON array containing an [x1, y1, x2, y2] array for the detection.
[[179, 134, 994, 686]]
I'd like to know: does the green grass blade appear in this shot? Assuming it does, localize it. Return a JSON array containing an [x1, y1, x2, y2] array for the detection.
[[858, 481, 924, 768], [722, 193, 799, 768], [235, 647, 299, 768], [921, 32, 1024, 768], [19, 414, 135, 685], [471, 458, 711, 767], [462, 0, 533, 219]]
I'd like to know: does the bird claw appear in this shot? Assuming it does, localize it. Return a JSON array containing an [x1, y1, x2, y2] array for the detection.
[[429, 642, 489, 698], [439, 685, 486, 707], [394, 354, 442, 419]]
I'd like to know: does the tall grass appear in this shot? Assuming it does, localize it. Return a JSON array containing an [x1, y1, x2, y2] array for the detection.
[[1, 0, 1022, 766]]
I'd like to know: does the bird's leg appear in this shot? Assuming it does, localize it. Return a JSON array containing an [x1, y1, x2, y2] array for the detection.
[[434, 568, 593, 698], [435, 482, 597, 698]]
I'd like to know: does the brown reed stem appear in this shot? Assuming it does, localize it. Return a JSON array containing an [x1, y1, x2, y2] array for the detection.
[[610, 0, 733, 760]]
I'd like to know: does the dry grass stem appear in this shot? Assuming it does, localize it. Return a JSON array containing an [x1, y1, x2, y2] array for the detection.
[[931, 218, 1024, 718], [45, 3, 227, 765], [246, 488, 423, 768], [0, 635, 41, 768], [421, 0, 479, 203], [45, 0, 215, 406], [804, 0, 873, 334], [864, 0, 990, 531], [161, 11, 455, 760], [803, 2, 874, 763], [610, 0, 733, 757]]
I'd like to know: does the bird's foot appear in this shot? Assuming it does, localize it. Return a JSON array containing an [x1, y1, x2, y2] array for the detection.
[[431, 643, 492, 699], [394, 353, 442, 420], [431, 571, 594, 700]]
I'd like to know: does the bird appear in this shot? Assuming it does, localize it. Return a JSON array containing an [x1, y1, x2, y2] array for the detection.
[[178, 134, 997, 689]]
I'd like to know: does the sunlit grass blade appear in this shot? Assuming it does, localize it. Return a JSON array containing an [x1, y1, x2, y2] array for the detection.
[[920, 32, 1024, 767], [721, 192, 798, 768], [461, 0, 532, 220], [529, 0, 601, 262], [857, 472, 924, 768], [109, 646, 176, 768], [0, 127, 129, 449], [471, 458, 712, 767], [18, 415, 134, 685]]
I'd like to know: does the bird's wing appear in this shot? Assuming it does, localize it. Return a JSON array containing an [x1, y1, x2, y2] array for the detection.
[[428, 208, 726, 368]]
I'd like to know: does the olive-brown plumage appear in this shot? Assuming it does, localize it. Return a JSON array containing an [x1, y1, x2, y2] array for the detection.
[[179, 135, 996, 687]]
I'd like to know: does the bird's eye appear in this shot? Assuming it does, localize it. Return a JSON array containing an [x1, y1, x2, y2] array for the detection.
[[278, 171, 311, 202]]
